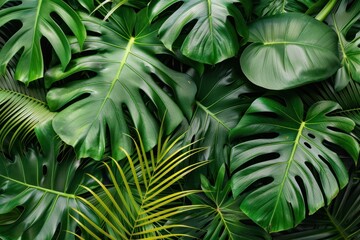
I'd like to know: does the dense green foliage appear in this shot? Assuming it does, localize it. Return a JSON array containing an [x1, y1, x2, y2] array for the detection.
[[0, 0, 359, 239]]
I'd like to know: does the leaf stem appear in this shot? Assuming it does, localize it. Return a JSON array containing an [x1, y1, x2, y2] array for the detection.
[[315, 0, 338, 22]]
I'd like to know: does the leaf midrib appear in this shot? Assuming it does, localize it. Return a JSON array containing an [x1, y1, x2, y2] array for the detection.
[[196, 101, 230, 130], [268, 121, 305, 228], [0, 174, 76, 199]]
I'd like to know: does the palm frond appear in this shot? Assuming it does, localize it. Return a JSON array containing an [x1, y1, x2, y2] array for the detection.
[[76, 127, 209, 239]]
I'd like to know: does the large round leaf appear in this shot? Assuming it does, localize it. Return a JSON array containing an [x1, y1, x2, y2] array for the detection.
[[0, 121, 100, 239], [240, 13, 340, 90], [229, 94, 359, 232], [0, 0, 86, 84], [148, 0, 248, 64], [45, 8, 196, 160]]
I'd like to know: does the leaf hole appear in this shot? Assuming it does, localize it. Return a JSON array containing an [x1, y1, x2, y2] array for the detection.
[[295, 176, 309, 213], [305, 161, 326, 199], [237, 152, 280, 170], [318, 154, 341, 194], [307, 133, 315, 139], [304, 141, 312, 149], [240, 177, 274, 196], [234, 132, 279, 143], [42, 164, 48, 176]]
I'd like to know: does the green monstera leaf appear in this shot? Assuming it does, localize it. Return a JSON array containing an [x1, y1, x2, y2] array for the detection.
[[0, 120, 100, 239], [327, 0, 360, 90], [0, 0, 86, 84], [148, 0, 248, 64], [229, 94, 359, 232], [45, 7, 196, 160], [240, 13, 340, 90]]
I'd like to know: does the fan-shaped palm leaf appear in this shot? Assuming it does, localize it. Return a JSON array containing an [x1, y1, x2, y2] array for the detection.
[[0, 0, 86, 83], [0, 120, 101, 239], [75, 127, 209, 239], [230, 94, 359, 232]]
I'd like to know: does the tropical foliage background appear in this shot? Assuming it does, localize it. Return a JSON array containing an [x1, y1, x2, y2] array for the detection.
[[0, 0, 360, 239]]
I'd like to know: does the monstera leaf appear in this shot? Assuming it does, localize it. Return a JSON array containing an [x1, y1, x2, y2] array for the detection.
[[184, 60, 259, 178], [327, 0, 360, 90], [46, 8, 196, 160], [0, 121, 100, 239], [240, 13, 340, 90], [229, 94, 359, 232], [0, 0, 86, 84], [148, 0, 248, 64], [254, 0, 316, 16], [273, 172, 360, 239], [171, 165, 271, 239]]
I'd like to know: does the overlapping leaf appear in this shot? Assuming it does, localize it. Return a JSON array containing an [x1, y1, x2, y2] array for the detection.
[[0, 0, 86, 84], [230, 94, 359, 232], [46, 7, 196, 160], [273, 172, 360, 239], [148, 0, 248, 64], [183, 60, 259, 178], [254, 0, 316, 16], [327, 0, 360, 90], [240, 13, 340, 90], [0, 34, 54, 151], [0, 121, 100, 239], [76, 129, 208, 239], [171, 165, 271, 239]]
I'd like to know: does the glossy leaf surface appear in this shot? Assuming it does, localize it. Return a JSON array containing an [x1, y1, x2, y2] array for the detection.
[[240, 13, 340, 90], [0, 121, 99, 239], [46, 8, 196, 160], [328, 0, 360, 90], [254, 0, 316, 16], [230, 94, 359, 232], [172, 165, 270, 240], [184, 60, 258, 177], [148, 0, 248, 64], [0, 0, 86, 84], [77, 129, 208, 239]]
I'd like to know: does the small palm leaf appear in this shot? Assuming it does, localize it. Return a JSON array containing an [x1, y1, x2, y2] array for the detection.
[[0, 35, 55, 151], [327, 0, 360, 90], [46, 7, 196, 160], [148, 0, 248, 64], [230, 94, 359, 232], [171, 164, 271, 240], [273, 172, 360, 239], [0, 120, 101, 239], [0, 0, 86, 83], [76, 128, 209, 239]]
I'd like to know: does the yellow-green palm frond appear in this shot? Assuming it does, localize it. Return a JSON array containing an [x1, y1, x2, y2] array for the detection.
[[76, 128, 208, 239], [0, 34, 55, 151]]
